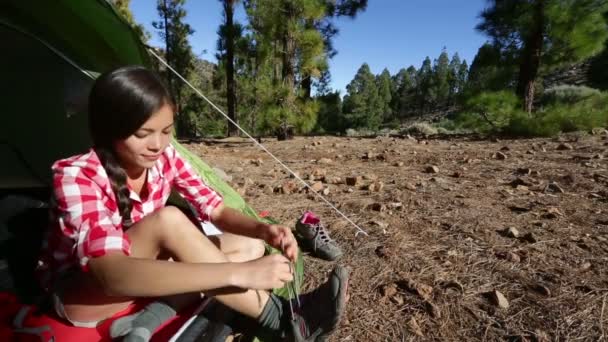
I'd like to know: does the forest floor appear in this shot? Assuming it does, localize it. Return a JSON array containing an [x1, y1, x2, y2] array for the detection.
[[182, 129, 608, 341]]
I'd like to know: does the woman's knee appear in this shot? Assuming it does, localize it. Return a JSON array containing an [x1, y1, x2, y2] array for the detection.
[[227, 236, 266, 262], [153, 206, 201, 240]]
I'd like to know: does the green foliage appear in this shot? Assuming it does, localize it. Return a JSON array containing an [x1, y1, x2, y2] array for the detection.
[[376, 68, 393, 121], [465, 43, 516, 96], [455, 91, 521, 133], [343, 63, 382, 130], [476, 0, 608, 111], [431, 49, 451, 105], [315, 91, 343, 133], [541, 85, 602, 106], [445, 90, 608, 137], [400, 122, 438, 136], [507, 91, 608, 137]]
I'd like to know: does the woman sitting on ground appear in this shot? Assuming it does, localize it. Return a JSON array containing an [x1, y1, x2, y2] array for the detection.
[[36, 65, 349, 341]]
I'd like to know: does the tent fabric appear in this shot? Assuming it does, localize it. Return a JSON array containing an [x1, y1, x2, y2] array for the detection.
[[1, 0, 304, 339], [0, 0, 151, 73]]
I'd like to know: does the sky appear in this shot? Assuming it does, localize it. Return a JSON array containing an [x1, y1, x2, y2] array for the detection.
[[131, 0, 490, 95]]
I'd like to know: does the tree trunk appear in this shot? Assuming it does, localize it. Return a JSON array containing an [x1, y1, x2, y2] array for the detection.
[[162, 0, 172, 97], [281, 32, 296, 93], [300, 18, 314, 99], [302, 75, 312, 99], [224, 0, 239, 137], [517, 0, 544, 114]]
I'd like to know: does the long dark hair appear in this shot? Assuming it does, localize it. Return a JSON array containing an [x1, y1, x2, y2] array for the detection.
[[88, 66, 173, 227]]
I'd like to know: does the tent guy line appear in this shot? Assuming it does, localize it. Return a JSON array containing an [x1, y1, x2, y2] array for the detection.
[[147, 47, 369, 237]]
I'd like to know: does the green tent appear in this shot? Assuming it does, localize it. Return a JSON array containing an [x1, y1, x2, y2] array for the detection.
[[0, 0, 302, 339]]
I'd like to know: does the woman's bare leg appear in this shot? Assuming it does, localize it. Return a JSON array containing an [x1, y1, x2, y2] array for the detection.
[[210, 232, 266, 263], [61, 206, 272, 322]]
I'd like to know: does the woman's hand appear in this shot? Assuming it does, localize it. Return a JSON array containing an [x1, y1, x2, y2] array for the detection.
[[259, 224, 298, 262], [233, 254, 294, 290]]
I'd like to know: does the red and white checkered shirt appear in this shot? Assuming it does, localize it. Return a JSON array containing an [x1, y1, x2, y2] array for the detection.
[[37, 143, 223, 286]]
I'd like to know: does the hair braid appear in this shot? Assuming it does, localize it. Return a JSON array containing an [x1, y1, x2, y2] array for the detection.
[[96, 147, 133, 228]]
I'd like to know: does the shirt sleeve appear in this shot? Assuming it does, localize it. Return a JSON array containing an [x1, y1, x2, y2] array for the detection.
[[167, 144, 224, 222], [52, 164, 131, 272]]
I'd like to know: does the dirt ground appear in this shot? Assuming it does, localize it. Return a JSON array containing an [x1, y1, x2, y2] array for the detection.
[[182, 130, 608, 342]]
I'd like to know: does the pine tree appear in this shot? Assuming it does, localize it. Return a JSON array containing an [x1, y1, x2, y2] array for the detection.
[[343, 63, 381, 130], [431, 49, 450, 108], [376, 68, 393, 122], [416, 57, 433, 113], [477, 0, 608, 113], [217, 0, 242, 136], [466, 43, 514, 95], [153, 0, 195, 137], [447, 52, 462, 104]]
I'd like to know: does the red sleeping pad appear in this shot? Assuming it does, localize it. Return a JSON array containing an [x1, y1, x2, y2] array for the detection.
[[0, 292, 203, 342]]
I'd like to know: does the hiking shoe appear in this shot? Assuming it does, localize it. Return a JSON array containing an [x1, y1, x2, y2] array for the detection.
[[295, 211, 343, 261], [287, 266, 350, 342]]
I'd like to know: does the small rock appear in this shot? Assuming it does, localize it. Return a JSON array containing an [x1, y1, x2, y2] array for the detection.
[[493, 151, 508, 160], [405, 182, 417, 191], [311, 168, 327, 180], [557, 143, 573, 150], [250, 158, 263, 166], [503, 227, 520, 238], [232, 166, 244, 173], [318, 158, 333, 164], [326, 176, 342, 184], [509, 177, 532, 188], [370, 203, 386, 212], [546, 182, 565, 193], [522, 232, 538, 243], [544, 207, 564, 219], [394, 161, 404, 167], [490, 290, 509, 309], [362, 151, 377, 160], [322, 187, 330, 196], [346, 176, 362, 186], [280, 181, 297, 194], [363, 174, 379, 181], [388, 202, 403, 210], [517, 167, 532, 175], [346, 188, 354, 193], [310, 182, 324, 192], [581, 261, 592, 271], [426, 165, 439, 173]]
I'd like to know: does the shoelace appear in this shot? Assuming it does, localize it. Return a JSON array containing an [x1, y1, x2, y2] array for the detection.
[[281, 239, 301, 321], [312, 224, 334, 251]]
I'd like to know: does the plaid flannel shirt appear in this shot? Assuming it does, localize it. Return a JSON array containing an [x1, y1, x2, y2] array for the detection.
[[38, 143, 223, 285]]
